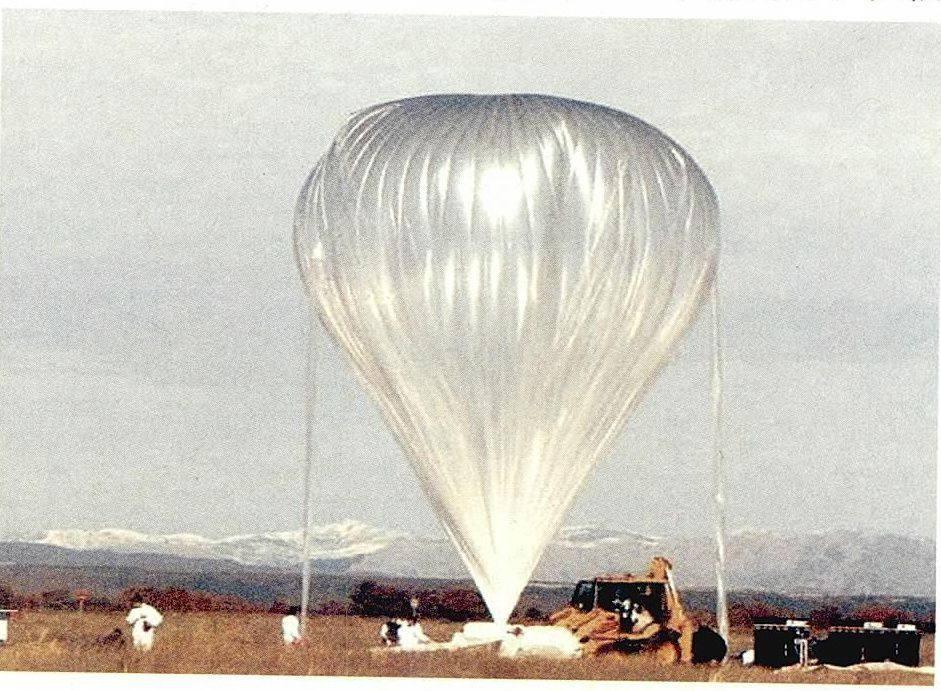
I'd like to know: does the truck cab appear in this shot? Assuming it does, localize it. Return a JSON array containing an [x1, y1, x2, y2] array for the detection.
[[571, 578, 670, 622], [551, 557, 724, 664]]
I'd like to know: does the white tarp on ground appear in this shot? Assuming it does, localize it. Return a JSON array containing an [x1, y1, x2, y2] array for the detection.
[[498, 626, 582, 658], [450, 621, 510, 647], [371, 622, 581, 658], [775, 661, 934, 676]]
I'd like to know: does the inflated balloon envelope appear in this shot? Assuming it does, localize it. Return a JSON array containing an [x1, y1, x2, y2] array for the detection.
[[294, 94, 719, 625]]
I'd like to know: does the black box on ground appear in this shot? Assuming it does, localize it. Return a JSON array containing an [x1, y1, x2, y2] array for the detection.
[[819, 625, 921, 667], [753, 622, 812, 668]]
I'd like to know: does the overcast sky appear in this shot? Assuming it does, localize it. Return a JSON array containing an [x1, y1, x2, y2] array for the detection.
[[1, 11, 938, 542]]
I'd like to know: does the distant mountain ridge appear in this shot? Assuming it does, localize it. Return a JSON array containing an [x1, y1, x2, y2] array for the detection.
[[3, 523, 934, 597], [29, 520, 399, 567]]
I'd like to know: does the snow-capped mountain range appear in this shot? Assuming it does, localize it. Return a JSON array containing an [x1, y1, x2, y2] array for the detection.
[[31, 521, 401, 568], [4, 522, 935, 596]]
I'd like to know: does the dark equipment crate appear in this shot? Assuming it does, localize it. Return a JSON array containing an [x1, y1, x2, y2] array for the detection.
[[753, 623, 811, 668], [818, 626, 921, 667]]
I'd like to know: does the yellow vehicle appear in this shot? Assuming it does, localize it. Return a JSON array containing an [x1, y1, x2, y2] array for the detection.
[[548, 557, 726, 664]]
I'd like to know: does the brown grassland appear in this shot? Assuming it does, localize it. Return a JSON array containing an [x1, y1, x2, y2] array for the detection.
[[0, 611, 933, 685]]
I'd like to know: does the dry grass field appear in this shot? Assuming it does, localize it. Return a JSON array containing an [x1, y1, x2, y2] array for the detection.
[[0, 611, 933, 685]]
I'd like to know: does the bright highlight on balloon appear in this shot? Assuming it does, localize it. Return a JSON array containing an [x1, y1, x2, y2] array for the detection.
[[294, 94, 719, 625], [473, 165, 525, 223]]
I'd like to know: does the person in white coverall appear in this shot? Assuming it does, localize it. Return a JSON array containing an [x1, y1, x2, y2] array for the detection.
[[126, 596, 164, 651], [282, 606, 302, 645], [396, 618, 432, 649]]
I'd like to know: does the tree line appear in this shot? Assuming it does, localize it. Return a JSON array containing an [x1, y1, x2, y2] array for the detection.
[[0, 584, 263, 613], [0, 580, 934, 631], [0, 580, 544, 620]]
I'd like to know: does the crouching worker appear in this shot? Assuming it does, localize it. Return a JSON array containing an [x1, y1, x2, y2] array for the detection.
[[379, 617, 431, 649], [126, 595, 164, 651], [282, 606, 303, 645]]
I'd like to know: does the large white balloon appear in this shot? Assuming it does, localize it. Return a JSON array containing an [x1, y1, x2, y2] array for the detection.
[[294, 94, 719, 624]]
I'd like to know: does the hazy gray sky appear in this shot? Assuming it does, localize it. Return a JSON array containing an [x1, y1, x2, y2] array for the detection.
[[1, 11, 938, 541]]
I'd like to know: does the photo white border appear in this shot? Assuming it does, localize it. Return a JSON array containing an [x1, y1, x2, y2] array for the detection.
[[0, 2, 937, 690]]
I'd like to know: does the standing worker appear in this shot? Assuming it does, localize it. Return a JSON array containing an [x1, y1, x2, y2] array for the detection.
[[282, 605, 302, 645], [126, 594, 164, 651]]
